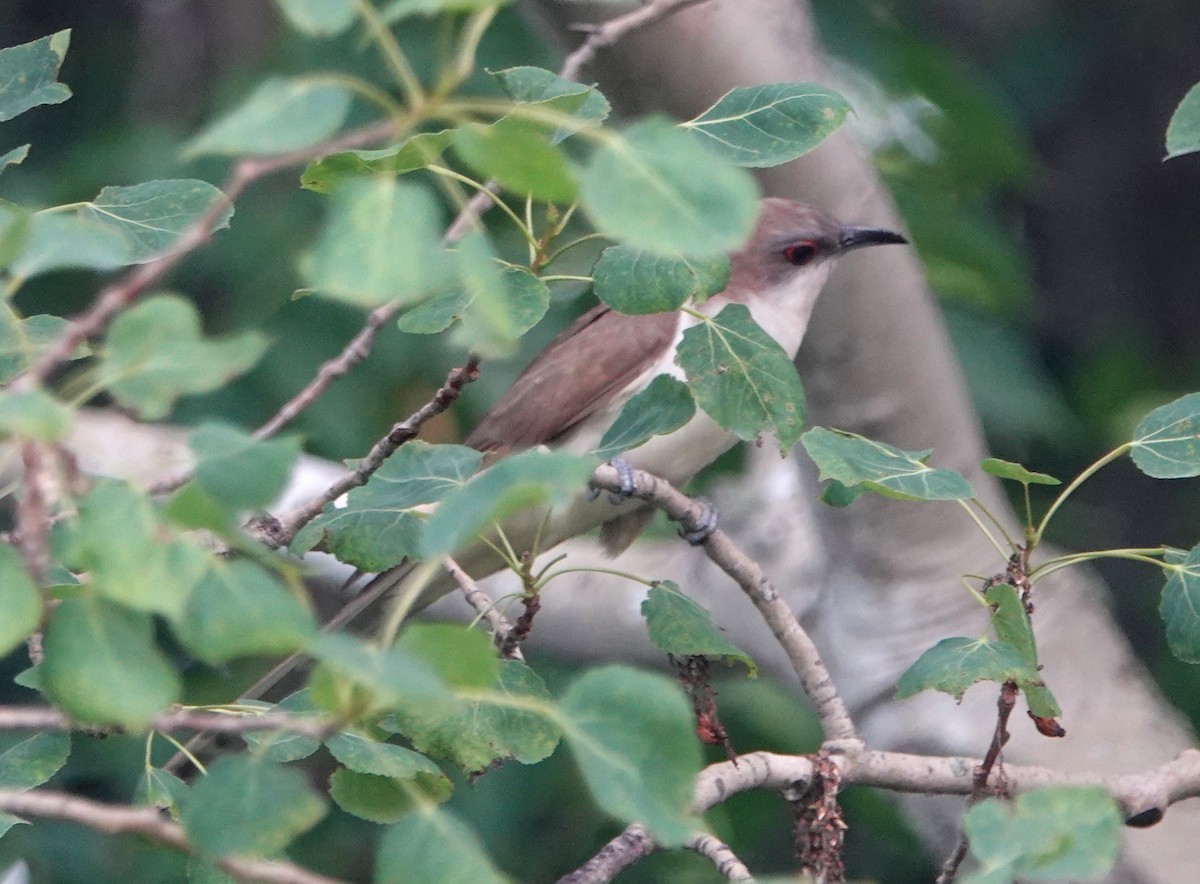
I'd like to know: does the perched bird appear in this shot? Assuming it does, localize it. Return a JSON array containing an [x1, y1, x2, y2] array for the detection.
[[360, 198, 907, 614]]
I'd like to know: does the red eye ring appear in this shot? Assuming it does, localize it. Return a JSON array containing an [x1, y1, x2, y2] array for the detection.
[[782, 240, 819, 266]]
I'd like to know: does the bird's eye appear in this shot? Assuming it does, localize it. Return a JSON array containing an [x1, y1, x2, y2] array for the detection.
[[782, 240, 819, 266]]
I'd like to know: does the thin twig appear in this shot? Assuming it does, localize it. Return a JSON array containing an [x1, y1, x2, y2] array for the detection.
[[0, 788, 345, 884], [263, 355, 481, 546], [443, 0, 714, 242], [15, 442, 50, 665], [0, 705, 334, 740], [15, 119, 395, 390], [555, 823, 656, 884], [687, 833, 753, 880], [559, 0, 713, 81], [444, 556, 525, 661], [936, 681, 1018, 883], [589, 463, 858, 746]]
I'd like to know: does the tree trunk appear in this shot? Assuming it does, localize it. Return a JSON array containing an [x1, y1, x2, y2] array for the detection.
[[499, 1, 1200, 878]]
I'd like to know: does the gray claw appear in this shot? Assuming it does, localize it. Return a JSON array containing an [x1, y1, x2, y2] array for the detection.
[[679, 497, 718, 545]]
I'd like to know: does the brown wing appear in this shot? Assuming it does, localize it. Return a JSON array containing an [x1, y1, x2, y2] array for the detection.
[[466, 304, 681, 455]]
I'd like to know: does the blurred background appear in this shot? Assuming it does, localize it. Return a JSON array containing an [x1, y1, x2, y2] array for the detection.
[[1, 0, 1199, 880]]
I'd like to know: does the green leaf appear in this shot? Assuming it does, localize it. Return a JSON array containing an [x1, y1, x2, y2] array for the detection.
[[817, 478, 866, 508], [1129, 392, 1200, 478], [165, 482, 232, 533], [185, 76, 353, 157], [801, 426, 975, 501], [292, 441, 481, 570], [396, 289, 472, 334], [181, 756, 326, 858], [385, 660, 558, 772], [273, 0, 357, 35], [382, 0, 512, 21], [0, 390, 71, 440], [419, 449, 597, 557], [136, 767, 190, 816], [450, 236, 550, 357], [895, 637, 1040, 702], [984, 584, 1061, 718], [301, 131, 454, 193], [397, 623, 498, 690], [593, 244, 730, 314], [241, 691, 323, 763], [0, 545, 42, 659], [327, 732, 449, 782], [0, 732, 70, 790], [985, 583, 1036, 665], [189, 423, 300, 511], [9, 213, 131, 277], [308, 633, 454, 717], [329, 770, 415, 824], [980, 457, 1060, 486], [72, 481, 210, 620], [0, 314, 85, 383], [174, 561, 317, 665], [963, 787, 1121, 882], [489, 66, 610, 141], [77, 180, 233, 263], [102, 294, 269, 419], [326, 733, 451, 821], [376, 809, 511, 884], [682, 83, 849, 168], [594, 375, 696, 461], [580, 117, 759, 256], [300, 178, 455, 307], [452, 118, 577, 203], [1166, 82, 1200, 159], [641, 582, 755, 674], [41, 595, 180, 730], [0, 144, 30, 174], [560, 666, 701, 845], [0, 201, 30, 269], [0, 31, 71, 122], [1161, 541, 1200, 663], [676, 304, 806, 454]]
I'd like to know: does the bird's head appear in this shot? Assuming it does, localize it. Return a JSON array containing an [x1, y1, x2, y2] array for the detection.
[[727, 197, 908, 292]]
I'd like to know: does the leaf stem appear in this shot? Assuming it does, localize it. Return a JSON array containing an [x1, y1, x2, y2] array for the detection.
[[354, 0, 426, 108], [968, 497, 1017, 551], [539, 274, 594, 284], [538, 566, 658, 590], [1032, 443, 1130, 547], [954, 499, 1009, 561], [1029, 547, 1171, 583], [423, 165, 537, 249], [543, 232, 608, 267], [439, 7, 499, 96]]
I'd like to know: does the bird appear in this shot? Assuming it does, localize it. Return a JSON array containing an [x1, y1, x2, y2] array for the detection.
[[358, 198, 907, 617]]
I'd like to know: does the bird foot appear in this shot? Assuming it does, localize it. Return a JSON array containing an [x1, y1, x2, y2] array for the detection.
[[587, 457, 637, 503], [678, 497, 719, 545]]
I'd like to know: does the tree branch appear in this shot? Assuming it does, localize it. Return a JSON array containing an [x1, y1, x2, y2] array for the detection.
[[686, 832, 753, 880], [16, 119, 396, 390], [0, 706, 333, 740], [443, 556, 525, 661], [262, 355, 482, 546], [695, 748, 1200, 823], [444, 0, 713, 241], [589, 462, 858, 746], [555, 823, 656, 884], [0, 788, 345, 884]]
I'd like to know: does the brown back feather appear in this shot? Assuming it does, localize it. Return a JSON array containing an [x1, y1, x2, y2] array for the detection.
[[465, 304, 680, 455]]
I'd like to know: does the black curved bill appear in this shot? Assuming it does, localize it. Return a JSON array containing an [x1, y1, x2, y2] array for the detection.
[[838, 226, 909, 252]]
